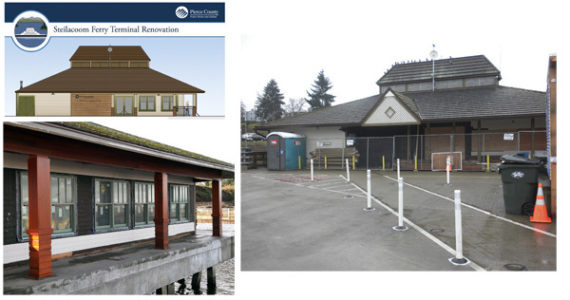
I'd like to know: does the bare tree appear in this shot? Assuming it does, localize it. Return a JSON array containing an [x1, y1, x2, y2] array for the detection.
[[284, 98, 306, 117]]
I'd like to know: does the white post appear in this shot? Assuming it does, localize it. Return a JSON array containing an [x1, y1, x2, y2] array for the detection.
[[449, 190, 469, 265], [346, 158, 350, 182], [446, 156, 451, 185], [397, 158, 400, 179], [393, 177, 408, 231], [310, 159, 314, 181], [363, 170, 375, 211]]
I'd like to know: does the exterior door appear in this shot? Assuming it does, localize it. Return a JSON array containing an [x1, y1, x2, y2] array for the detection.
[[16, 96, 35, 116], [115, 96, 134, 116], [266, 136, 281, 170]]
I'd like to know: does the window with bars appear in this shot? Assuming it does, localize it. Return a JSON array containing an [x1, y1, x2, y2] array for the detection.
[[20, 172, 76, 238], [169, 184, 190, 222], [139, 95, 156, 111], [94, 179, 130, 230], [134, 182, 155, 225], [161, 95, 174, 111]]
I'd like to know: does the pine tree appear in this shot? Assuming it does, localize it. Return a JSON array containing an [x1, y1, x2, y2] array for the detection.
[[305, 70, 335, 111], [254, 79, 285, 122]]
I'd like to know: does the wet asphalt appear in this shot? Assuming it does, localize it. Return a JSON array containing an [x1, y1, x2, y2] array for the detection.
[[241, 169, 556, 271]]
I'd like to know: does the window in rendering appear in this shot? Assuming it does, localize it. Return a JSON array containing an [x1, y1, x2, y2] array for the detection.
[[139, 95, 156, 112], [134, 182, 155, 225], [169, 184, 190, 222], [20, 172, 76, 238], [161, 95, 174, 111], [95, 179, 130, 229]]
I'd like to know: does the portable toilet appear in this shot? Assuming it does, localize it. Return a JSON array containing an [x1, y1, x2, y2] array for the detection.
[[266, 132, 306, 170]]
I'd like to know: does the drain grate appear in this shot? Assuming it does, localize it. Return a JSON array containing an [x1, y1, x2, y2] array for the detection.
[[504, 263, 527, 271], [429, 228, 444, 234], [344, 195, 353, 199]]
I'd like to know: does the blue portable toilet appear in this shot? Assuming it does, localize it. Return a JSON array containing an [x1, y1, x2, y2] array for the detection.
[[266, 132, 306, 170]]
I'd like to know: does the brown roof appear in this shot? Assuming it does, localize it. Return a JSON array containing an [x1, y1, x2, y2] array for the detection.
[[69, 46, 150, 61], [16, 68, 205, 94]]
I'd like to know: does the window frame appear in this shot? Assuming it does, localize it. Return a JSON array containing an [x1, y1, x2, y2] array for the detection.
[[138, 95, 156, 112], [134, 181, 155, 227], [161, 95, 175, 112], [17, 171, 78, 241], [94, 178, 131, 232], [168, 184, 192, 224]]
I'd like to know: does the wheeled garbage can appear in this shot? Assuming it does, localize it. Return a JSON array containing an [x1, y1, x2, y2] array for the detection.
[[498, 155, 546, 215]]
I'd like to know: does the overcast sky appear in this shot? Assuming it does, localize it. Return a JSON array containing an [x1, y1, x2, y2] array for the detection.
[[235, 0, 564, 111]]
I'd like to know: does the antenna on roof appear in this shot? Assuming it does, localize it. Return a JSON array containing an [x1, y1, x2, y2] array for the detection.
[[107, 46, 112, 68], [430, 44, 438, 92]]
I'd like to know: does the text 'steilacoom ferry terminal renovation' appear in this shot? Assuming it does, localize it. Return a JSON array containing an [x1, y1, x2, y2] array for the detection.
[[15, 46, 204, 117], [3, 122, 234, 294]]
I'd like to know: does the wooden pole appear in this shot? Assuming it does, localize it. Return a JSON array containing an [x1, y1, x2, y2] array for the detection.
[[27, 155, 53, 279], [154, 172, 169, 249], [212, 179, 223, 236]]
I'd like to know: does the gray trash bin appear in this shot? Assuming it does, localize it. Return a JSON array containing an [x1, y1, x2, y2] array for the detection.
[[498, 155, 546, 215]]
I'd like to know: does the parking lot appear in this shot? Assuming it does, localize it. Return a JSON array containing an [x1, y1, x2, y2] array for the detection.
[[241, 169, 556, 271]]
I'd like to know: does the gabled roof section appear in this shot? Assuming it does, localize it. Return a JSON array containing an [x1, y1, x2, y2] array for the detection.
[[16, 67, 204, 93], [257, 94, 381, 129], [377, 55, 500, 85], [361, 89, 420, 126], [70, 46, 150, 61], [403, 86, 546, 121]]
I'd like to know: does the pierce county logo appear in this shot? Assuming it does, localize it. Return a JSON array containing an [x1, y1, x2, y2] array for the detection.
[[13, 11, 49, 51], [175, 6, 189, 19], [511, 171, 525, 179]]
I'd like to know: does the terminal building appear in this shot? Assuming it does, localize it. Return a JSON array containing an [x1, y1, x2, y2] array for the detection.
[[3, 122, 234, 294], [258, 55, 547, 171]]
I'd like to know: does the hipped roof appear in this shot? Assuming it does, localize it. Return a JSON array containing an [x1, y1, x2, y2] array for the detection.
[[16, 68, 204, 94]]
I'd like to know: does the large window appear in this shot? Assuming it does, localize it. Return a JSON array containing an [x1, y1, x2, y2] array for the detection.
[[169, 184, 190, 222], [95, 179, 130, 230], [161, 95, 174, 111], [134, 182, 155, 225], [20, 172, 76, 238], [139, 95, 156, 112]]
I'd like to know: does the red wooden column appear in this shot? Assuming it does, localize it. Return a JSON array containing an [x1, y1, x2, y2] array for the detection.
[[212, 179, 223, 236], [154, 172, 169, 249], [27, 155, 53, 279]]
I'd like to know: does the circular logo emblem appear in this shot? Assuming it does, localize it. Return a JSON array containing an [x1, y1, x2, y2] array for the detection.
[[13, 11, 49, 51], [175, 6, 189, 19]]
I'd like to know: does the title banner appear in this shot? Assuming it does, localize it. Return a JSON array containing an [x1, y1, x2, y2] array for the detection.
[[5, 2, 225, 23]]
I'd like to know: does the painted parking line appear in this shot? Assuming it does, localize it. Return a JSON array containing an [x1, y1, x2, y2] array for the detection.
[[349, 181, 485, 271], [311, 181, 349, 188], [383, 175, 556, 238]]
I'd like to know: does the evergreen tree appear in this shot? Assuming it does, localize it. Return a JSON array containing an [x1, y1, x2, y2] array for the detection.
[[254, 79, 285, 122], [305, 70, 335, 111]]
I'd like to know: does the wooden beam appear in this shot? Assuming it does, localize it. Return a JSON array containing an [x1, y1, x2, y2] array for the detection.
[[27, 155, 53, 279], [4, 126, 223, 180], [211, 180, 222, 237], [154, 172, 169, 249]]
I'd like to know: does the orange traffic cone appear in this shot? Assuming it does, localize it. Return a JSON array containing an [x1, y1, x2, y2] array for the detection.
[[530, 183, 552, 223]]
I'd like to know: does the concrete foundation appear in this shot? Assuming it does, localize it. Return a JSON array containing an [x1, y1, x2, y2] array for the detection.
[[3, 233, 234, 294]]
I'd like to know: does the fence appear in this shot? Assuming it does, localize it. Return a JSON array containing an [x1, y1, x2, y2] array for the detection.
[[308, 131, 546, 171]]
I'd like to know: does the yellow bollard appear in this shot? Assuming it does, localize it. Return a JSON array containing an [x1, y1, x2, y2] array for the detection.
[[324, 155, 328, 170], [298, 155, 301, 170], [352, 155, 355, 170], [382, 155, 385, 170], [414, 155, 418, 172], [486, 154, 490, 172], [528, 152, 531, 159]]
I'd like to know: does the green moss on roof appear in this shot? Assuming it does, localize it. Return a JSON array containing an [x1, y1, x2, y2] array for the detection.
[[54, 122, 233, 168]]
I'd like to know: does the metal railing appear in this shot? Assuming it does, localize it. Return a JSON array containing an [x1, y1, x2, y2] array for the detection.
[[173, 105, 196, 116]]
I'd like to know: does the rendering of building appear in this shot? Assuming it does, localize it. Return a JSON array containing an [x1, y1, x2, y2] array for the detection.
[[258, 55, 547, 171], [3, 122, 233, 294], [15, 46, 204, 116]]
